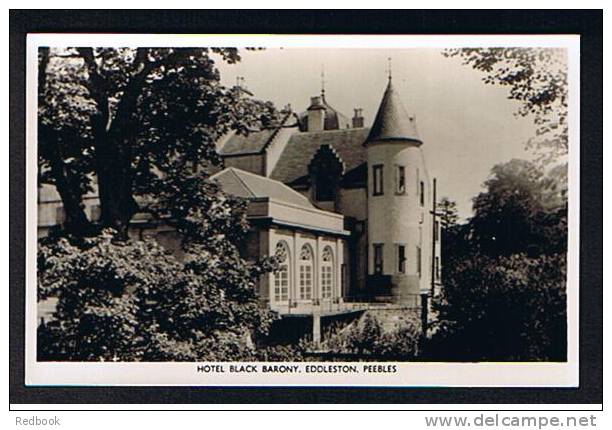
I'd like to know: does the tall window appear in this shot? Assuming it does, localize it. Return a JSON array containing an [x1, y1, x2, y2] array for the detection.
[[434, 220, 440, 242], [419, 181, 425, 206], [373, 165, 384, 196], [396, 165, 406, 194], [321, 246, 334, 299], [397, 244, 406, 273], [416, 245, 422, 278], [299, 245, 314, 300], [435, 256, 441, 280], [373, 244, 384, 275], [315, 172, 335, 201], [273, 241, 290, 302]]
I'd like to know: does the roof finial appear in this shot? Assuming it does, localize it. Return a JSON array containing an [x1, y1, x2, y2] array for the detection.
[[321, 64, 326, 98], [387, 57, 392, 82]]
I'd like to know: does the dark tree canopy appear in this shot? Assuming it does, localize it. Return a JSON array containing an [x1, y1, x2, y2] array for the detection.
[[37, 47, 287, 362], [470, 158, 567, 257], [429, 158, 568, 362], [38, 47, 278, 238]]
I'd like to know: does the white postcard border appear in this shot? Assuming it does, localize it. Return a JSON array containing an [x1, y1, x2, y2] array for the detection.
[[25, 33, 581, 387]]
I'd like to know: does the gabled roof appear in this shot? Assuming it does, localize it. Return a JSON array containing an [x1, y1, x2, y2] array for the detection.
[[270, 128, 369, 187], [211, 167, 314, 208], [367, 78, 421, 145]]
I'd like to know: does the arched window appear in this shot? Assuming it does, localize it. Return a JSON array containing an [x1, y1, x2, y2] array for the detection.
[[273, 241, 291, 303], [321, 246, 334, 299], [299, 244, 314, 300]]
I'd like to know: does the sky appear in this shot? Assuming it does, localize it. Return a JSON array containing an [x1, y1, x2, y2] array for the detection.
[[215, 48, 539, 220]]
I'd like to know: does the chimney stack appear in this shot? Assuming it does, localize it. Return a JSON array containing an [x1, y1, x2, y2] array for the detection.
[[307, 96, 325, 132], [352, 108, 364, 128]]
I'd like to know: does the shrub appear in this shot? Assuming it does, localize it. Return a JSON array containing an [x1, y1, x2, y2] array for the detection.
[[326, 313, 420, 360]]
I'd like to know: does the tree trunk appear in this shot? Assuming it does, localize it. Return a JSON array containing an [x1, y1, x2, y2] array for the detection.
[[91, 131, 139, 241], [45, 134, 92, 236], [38, 48, 92, 237]]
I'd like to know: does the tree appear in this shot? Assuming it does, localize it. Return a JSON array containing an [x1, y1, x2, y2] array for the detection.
[[470, 159, 567, 257], [37, 165, 282, 361], [436, 197, 465, 280], [444, 48, 568, 164], [37, 47, 287, 361], [437, 197, 459, 230], [430, 252, 567, 362], [38, 47, 278, 238], [428, 159, 568, 362]]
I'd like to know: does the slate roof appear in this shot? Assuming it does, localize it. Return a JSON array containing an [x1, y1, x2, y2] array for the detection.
[[270, 128, 370, 188], [218, 128, 278, 156], [367, 78, 421, 144], [217, 111, 295, 156], [211, 167, 314, 208]]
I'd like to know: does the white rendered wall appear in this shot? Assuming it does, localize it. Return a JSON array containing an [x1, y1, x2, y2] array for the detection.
[[366, 142, 433, 298]]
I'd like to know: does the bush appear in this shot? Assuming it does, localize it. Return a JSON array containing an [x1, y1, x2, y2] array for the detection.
[[326, 313, 420, 360], [37, 230, 278, 361], [428, 253, 567, 362]]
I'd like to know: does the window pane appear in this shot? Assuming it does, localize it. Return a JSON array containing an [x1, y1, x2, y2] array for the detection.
[[373, 165, 383, 195], [419, 181, 425, 206], [397, 166, 405, 194], [398, 245, 406, 273], [374, 244, 383, 274]]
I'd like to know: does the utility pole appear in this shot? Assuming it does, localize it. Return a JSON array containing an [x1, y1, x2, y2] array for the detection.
[[421, 177, 438, 345], [430, 177, 437, 297]]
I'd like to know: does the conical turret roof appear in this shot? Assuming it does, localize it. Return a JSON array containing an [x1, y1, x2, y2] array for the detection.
[[367, 78, 421, 145]]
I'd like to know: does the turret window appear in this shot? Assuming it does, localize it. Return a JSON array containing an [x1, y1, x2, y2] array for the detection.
[[373, 165, 384, 196], [416, 245, 422, 278], [419, 181, 425, 206], [373, 244, 384, 274], [396, 165, 406, 195], [397, 244, 406, 273]]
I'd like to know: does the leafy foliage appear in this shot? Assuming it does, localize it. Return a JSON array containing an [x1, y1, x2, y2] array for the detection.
[[429, 158, 568, 362], [326, 313, 421, 359], [470, 159, 567, 257], [38, 47, 278, 236], [36, 47, 292, 361], [430, 253, 567, 361], [444, 48, 568, 164], [38, 230, 278, 362], [437, 197, 459, 230]]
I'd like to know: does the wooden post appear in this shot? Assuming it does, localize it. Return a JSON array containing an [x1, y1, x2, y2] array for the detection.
[[420, 293, 428, 343], [430, 178, 437, 297], [312, 314, 321, 348]]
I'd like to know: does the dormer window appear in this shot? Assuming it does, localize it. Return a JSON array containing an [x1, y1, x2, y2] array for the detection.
[[315, 171, 335, 201], [308, 144, 344, 204]]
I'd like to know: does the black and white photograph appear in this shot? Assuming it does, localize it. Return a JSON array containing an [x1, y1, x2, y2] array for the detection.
[[25, 33, 580, 387]]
